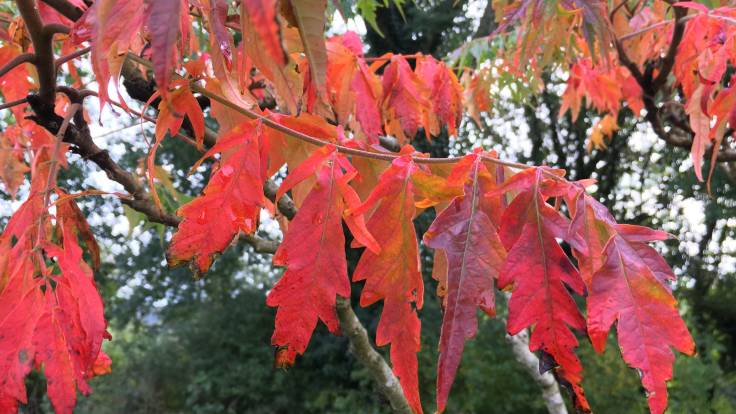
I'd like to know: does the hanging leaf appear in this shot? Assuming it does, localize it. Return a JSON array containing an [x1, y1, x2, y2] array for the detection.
[[167, 120, 266, 275], [495, 168, 591, 412], [351, 148, 434, 414], [286, 0, 328, 98], [423, 153, 506, 413], [146, 0, 183, 94], [267, 145, 378, 365]]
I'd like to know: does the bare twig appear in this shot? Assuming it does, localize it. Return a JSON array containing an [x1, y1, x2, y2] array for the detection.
[[335, 297, 414, 414], [39, 0, 84, 21], [651, 6, 687, 92], [15, 0, 57, 105], [0, 98, 29, 111], [0, 52, 34, 78]]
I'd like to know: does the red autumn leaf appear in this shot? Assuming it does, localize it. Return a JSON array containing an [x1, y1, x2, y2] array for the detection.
[[351, 59, 383, 144], [55, 190, 101, 271], [265, 112, 339, 205], [423, 153, 506, 413], [460, 68, 493, 126], [168, 120, 267, 274], [73, 0, 145, 110], [241, 0, 287, 66], [208, 0, 233, 69], [0, 197, 110, 414], [587, 232, 695, 414], [267, 145, 378, 365], [240, 4, 301, 114], [381, 55, 433, 143], [496, 168, 590, 412], [154, 85, 205, 144], [0, 129, 29, 198], [325, 37, 358, 125], [146, 0, 183, 94], [148, 84, 206, 209], [351, 149, 430, 414], [0, 45, 34, 120], [287, 0, 328, 98], [560, 59, 623, 121], [415, 56, 463, 136], [685, 85, 710, 181], [568, 190, 615, 287], [0, 252, 43, 413]]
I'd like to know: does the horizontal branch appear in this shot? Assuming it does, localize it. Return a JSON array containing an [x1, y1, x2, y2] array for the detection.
[[0, 52, 34, 78], [124, 53, 536, 171], [39, 0, 84, 21]]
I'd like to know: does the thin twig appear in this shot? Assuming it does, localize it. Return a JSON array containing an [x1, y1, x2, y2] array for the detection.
[[0, 97, 29, 111], [55, 46, 91, 68], [16, 0, 57, 105], [0, 52, 34, 78]]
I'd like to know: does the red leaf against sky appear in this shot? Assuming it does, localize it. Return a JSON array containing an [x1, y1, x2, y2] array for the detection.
[[267, 145, 378, 365], [168, 120, 266, 275], [495, 168, 590, 412], [559, 59, 622, 121], [146, 0, 183, 95], [423, 152, 506, 413], [460, 68, 492, 127], [685, 85, 710, 181], [351, 148, 433, 414]]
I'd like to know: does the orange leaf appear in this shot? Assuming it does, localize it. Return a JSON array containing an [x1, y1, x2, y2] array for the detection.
[[167, 120, 266, 274], [267, 145, 378, 365], [352, 151, 428, 414], [423, 153, 506, 413]]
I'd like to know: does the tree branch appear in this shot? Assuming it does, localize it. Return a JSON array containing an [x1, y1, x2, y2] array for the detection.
[[505, 329, 569, 414], [0, 52, 33, 78], [651, 6, 687, 93], [39, 0, 84, 21], [15, 0, 58, 106], [335, 297, 414, 414]]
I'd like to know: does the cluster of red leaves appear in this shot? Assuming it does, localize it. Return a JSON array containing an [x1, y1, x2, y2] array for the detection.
[[546, 2, 736, 181], [0, 122, 110, 414], [0, 1, 704, 414], [672, 4, 736, 183], [245, 139, 693, 414]]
